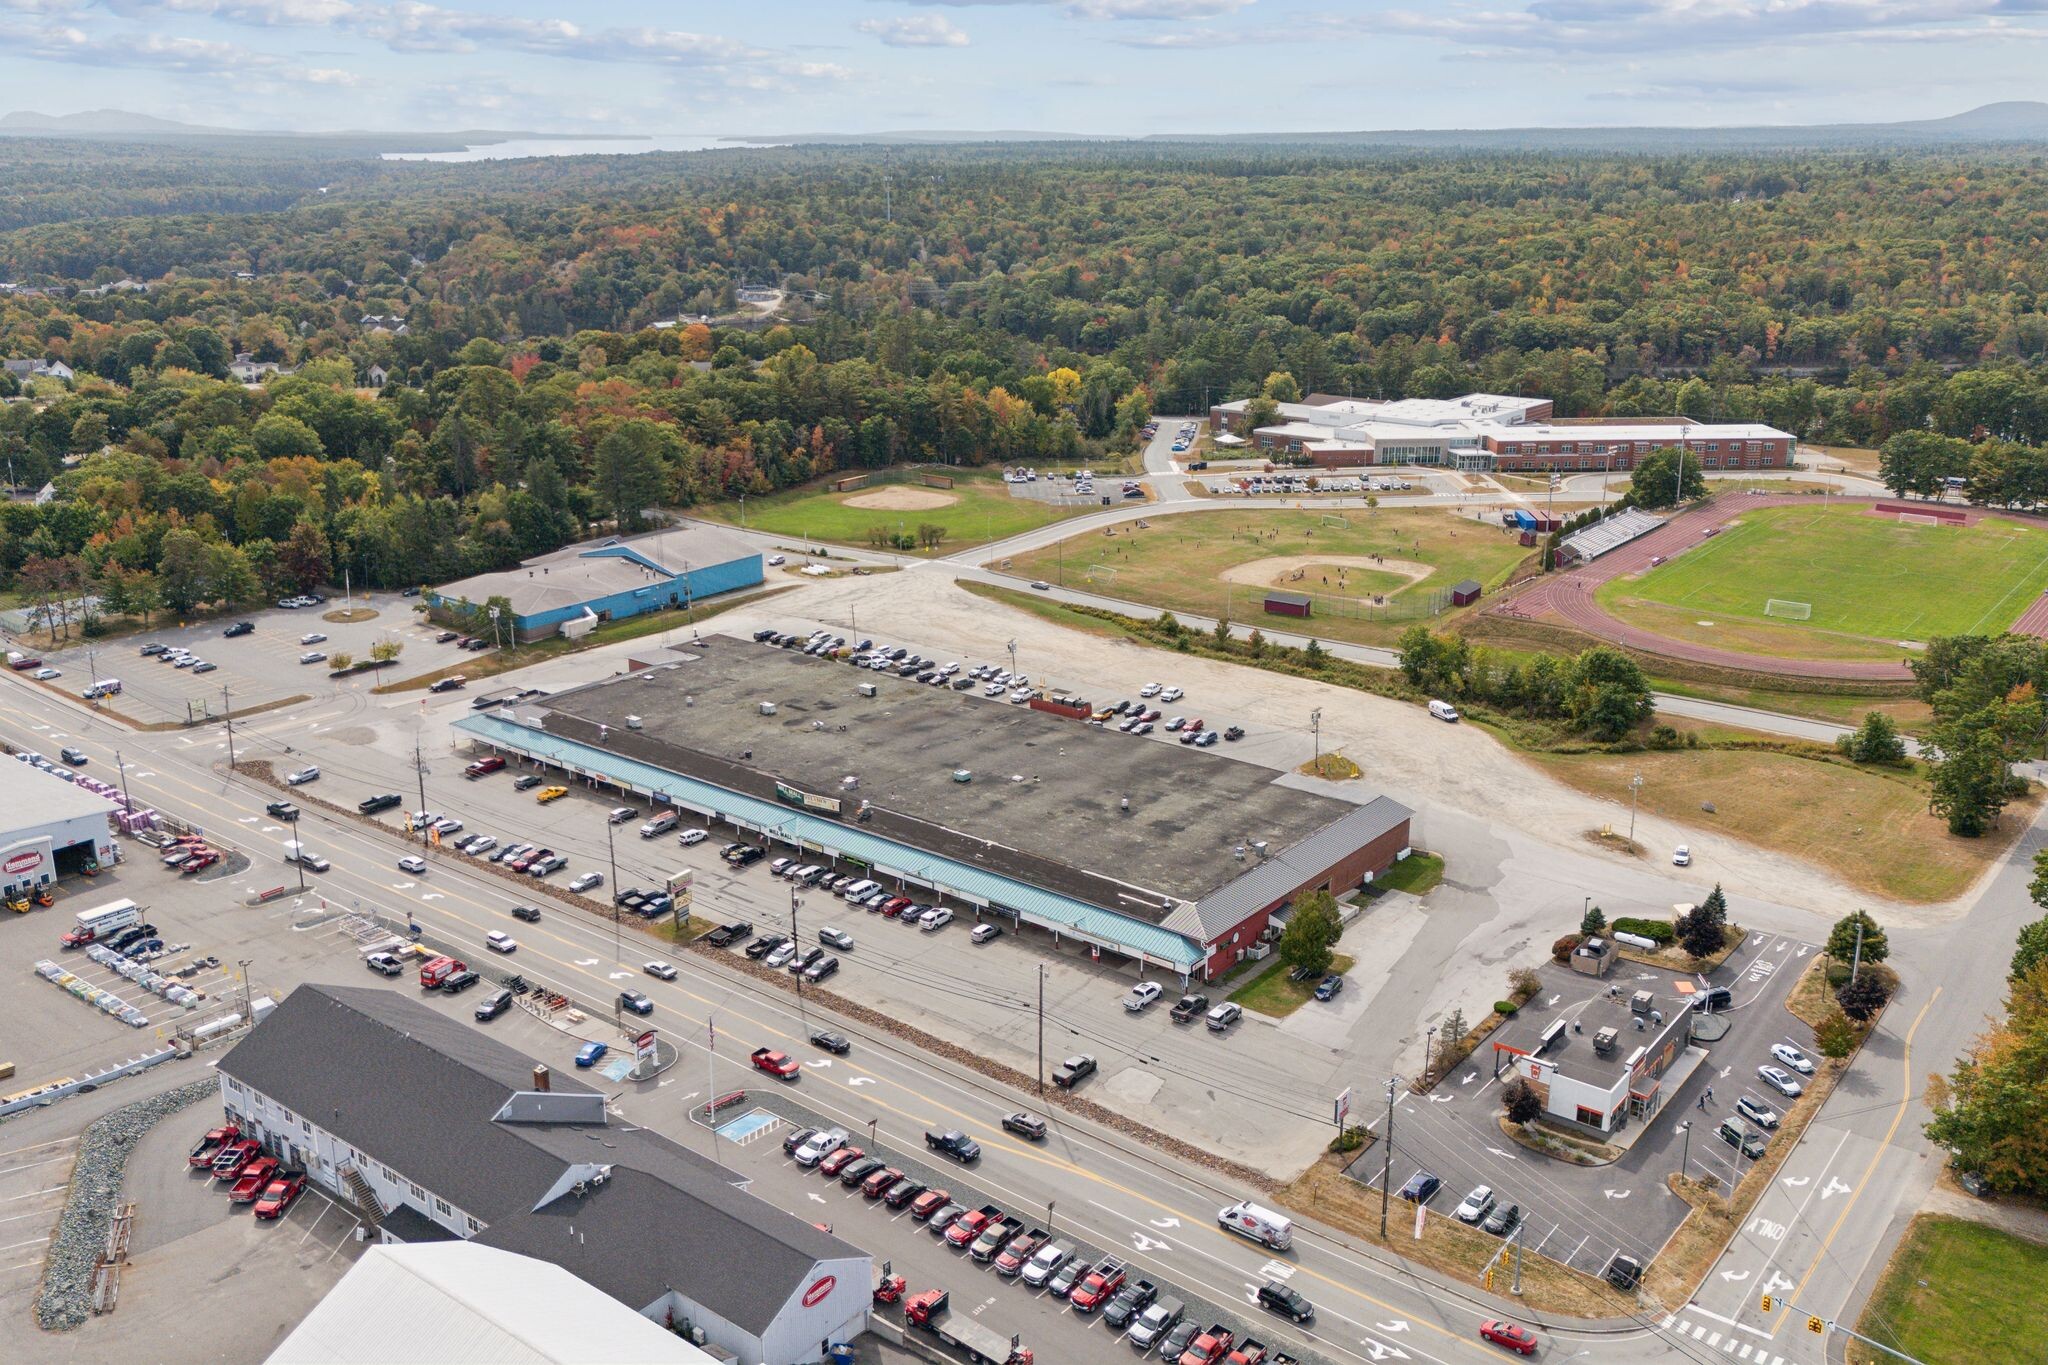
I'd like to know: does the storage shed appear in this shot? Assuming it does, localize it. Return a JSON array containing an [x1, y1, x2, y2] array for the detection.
[[1450, 579, 1483, 607], [1264, 590, 1313, 618]]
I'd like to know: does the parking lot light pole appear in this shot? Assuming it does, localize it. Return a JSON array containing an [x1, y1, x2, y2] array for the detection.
[[1627, 773, 1644, 844], [238, 958, 254, 1021], [1423, 1024, 1436, 1083]]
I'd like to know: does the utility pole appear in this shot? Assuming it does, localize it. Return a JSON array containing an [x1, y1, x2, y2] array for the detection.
[[1310, 707, 1323, 769], [113, 749, 132, 810], [1037, 964, 1046, 1097], [607, 819, 621, 962], [1006, 639, 1018, 683], [791, 883, 805, 1022], [412, 734, 430, 849], [1627, 773, 1644, 844], [1379, 1076, 1398, 1239], [222, 686, 236, 768]]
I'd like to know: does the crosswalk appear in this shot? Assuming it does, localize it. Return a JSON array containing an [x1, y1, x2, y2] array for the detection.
[[1663, 1315, 1791, 1365]]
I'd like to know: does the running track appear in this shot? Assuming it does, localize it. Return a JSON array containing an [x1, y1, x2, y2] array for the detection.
[[1488, 493, 1937, 681]]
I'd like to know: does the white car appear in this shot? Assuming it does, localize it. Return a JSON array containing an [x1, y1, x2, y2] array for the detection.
[[644, 961, 678, 981], [397, 855, 427, 875], [606, 807, 637, 825], [1758, 1065, 1803, 1097], [678, 828, 708, 846], [919, 907, 953, 932], [1672, 845, 1691, 866], [767, 554, 786, 566], [432, 817, 463, 835], [569, 871, 605, 893], [1453, 1184, 1496, 1223], [485, 931, 517, 954], [461, 835, 497, 855], [765, 942, 798, 969], [1160, 686, 1183, 702], [299, 632, 327, 646], [819, 926, 854, 950], [31, 667, 59, 679], [1771, 1043, 1816, 1075], [1139, 683, 1162, 697], [299, 651, 327, 665], [1123, 981, 1163, 1013]]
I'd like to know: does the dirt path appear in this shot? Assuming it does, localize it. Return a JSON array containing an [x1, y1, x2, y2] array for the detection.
[[1218, 554, 1434, 589]]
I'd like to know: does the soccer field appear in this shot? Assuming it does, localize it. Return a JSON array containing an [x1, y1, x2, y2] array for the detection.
[[1613, 506, 2048, 641]]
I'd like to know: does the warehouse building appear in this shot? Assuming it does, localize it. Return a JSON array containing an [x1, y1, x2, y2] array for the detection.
[[453, 636, 1415, 982], [220, 985, 870, 1365], [1208, 392, 1793, 474], [427, 524, 764, 643], [0, 762, 118, 899]]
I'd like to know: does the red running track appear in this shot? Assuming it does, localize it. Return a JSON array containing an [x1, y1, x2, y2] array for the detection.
[[1489, 494, 1921, 681]]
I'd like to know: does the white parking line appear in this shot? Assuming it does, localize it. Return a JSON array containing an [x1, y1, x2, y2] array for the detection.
[[0, 1235, 51, 1253], [1, 1186, 66, 1203]]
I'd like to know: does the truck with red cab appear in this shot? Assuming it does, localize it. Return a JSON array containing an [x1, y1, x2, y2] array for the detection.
[[187, 1123, 239, 1167], [945, 1203, 1003, 1249], [253, 1170, 307, 1220], [463, 756, 506, 778], [229, 1156, 281, 1203], [992, 1226, 1050, 1277], [210, 1138, 262, 1180], [418, 955, 463, 989], [751, 1047, 801, 1079], [1069, 1256, 1126, 1312], [904, 1288, 1034, 1365], [1179, 1324, 1237, 1365], [968, 1212, 1024, 1262]]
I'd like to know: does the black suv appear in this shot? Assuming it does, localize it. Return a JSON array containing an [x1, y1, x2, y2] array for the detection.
[[223, 621, 254, 637], [510, 905, 542, 923], [1257, 1281, 1314, 1324], [512, 774, 544, 791], [1691, 986, 1734, 1013], [1001, 1112, 1047, 1141], [474, 989, 512, 1021], [441, 970, 481, 994]]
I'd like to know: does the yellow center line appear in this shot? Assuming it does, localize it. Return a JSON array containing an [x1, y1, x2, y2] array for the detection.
[[1771, 985, 1940, 1333]]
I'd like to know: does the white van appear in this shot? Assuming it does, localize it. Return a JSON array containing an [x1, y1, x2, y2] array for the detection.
[[1427, 699, 1460, 723], [840, 879, 880, 901], [1217, 1199, 1293, 1250], [639, 810, 679, 838]]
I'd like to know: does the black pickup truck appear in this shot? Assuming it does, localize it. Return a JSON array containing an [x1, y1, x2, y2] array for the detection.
[[702, 921, 753, 948], [1170, 994, 1210, 1024]]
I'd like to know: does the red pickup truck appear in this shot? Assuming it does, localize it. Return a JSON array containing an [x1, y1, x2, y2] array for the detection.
[[751, 1047, 800, 1079], [187, 1123, 239, 1168], [945, 1203, 1003, 1249], [229, 1156, 281, 1203], [1070, 1256, 1127, 1312], [1179, 1323, 1236, 1365]]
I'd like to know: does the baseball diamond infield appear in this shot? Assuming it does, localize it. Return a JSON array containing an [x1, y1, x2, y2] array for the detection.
[[1489, 494, 2048, 681]]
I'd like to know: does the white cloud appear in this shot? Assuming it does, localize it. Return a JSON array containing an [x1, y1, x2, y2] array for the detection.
[[1106, 22, 1272, 45], [1365, 0, 2048, 55], [858, 13, 971, 45], [895, 0, 1254, 17]]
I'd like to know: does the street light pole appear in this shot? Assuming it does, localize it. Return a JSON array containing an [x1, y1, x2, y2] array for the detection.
[[1679, 1120, 1693, 1181], [1423, 1024, 1436, 1084], [1628, 773, 1644, 844], [238, 957, 254, 1021], [1311, 707, 1322, 769]]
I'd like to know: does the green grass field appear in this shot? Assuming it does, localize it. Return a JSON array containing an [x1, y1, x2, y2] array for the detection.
[[1007, 509, 1532, 646], [1849, 1216, 2048, 1365], [1602, 505, 2048, 645], [697, 467, 1093, 551]]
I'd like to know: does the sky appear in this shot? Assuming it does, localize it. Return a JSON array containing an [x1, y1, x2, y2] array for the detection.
[[1, 0, 2047, 137]]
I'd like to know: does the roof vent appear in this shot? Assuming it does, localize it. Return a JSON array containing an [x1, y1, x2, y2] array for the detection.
[[532, 1065, 550, 1092]]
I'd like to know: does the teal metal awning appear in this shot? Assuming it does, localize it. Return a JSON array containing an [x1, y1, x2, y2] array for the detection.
[[454, 713, 1205, 970]]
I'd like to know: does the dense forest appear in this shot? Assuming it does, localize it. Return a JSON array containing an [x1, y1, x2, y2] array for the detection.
[[6, 137, 2048, 613]]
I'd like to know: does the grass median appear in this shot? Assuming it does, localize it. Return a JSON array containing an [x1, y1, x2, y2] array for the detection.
[[1848, 1215, 2048, 1365], [1228, 954, 1355, 1019]]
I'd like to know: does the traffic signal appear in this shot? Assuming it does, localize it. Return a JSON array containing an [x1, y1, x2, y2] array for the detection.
[[1807, 1316, 1826, 1335], [1760, 1295, 1774, 1313]]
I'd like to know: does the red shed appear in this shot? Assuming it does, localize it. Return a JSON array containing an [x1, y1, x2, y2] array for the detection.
[[1264, 590, 1312, 618], [1450, 579, 1483, 607]]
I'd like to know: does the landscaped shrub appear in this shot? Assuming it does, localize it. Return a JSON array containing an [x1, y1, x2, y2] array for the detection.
[[1611, 916, 1675, 944], [1552, 933, 1584, 963], [1494, 1000, 1519, 1016]]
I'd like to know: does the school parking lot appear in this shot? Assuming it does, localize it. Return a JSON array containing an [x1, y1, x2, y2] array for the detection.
[[1361, 931, 1814, 1279]]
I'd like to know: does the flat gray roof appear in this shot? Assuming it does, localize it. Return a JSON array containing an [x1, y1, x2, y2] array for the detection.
[[435, 524, 761, 618], [0, 762, 118, 834], [538, 636, 1375, 911]]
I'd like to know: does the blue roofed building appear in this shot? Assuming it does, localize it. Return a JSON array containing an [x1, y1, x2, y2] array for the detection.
[[427, 524, 764, 643]]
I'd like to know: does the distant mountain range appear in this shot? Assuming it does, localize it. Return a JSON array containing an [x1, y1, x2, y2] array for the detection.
[[8, 102, 2048, 155], [734, 102, 2048, 152]]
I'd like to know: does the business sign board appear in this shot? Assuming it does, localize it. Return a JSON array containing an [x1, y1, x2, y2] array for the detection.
[[774, 782, 842, 817]]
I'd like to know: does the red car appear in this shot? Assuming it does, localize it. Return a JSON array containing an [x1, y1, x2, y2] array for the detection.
[[187, 1123, 240, 1168], [861, 1166, 904, 1199], [253, 1170, 307, 1220], [751, 1047, 800, 1080], [229, 1156, 280, 1203], [818, 1146, 866, 1178], [909, 1188, 951, 1220], [210, 1138, 262, 1180], [881, 897, 913, 919], [1480, 1320, 1539, 1356]]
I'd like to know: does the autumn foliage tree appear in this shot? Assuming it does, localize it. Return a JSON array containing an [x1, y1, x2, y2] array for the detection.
[[1925, 961, 2048, 1195]]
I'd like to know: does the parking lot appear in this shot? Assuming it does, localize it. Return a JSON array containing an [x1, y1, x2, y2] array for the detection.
[[1004, 470, 1134, 508], [1362, 932, 1814, 1279], [0, 1134, 74, 1305], [14, 592, 475, 726]]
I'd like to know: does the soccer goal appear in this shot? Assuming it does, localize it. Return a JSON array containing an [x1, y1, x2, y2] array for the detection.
[[1321, 513, 1349, 529], [1897, 513, 1940, 528], [1764, 599, 1812, 621], [1084, 564, 1118, 584]]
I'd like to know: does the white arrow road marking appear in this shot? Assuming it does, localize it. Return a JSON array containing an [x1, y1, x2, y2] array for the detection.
[[1762, 1270, 1795, 1296], [1750, 934, 1765, 946], [390, 881, 414, 890], [1150, 1217, 1181, 1229], [1604, 1189, 1631, 1199], [1259, 1260, 1294, 1280], [1781, 1176, 1810, 1188], [1546, 994, 1561, 1006], [1796, 946, 1811, 958], [808, 1193, 827, 1204], [658, 1078, 674, 1086], [261, 824, 282, 833], [608, 971, 631, 980], [237, 815, 258, 824], [1721, 1269, 1751, 1282], [1821, 1177, 1852, 1199], [1720, 1066, 1733, 1078], [137, 771, 155, 777], [848, 1076, 875, 1087], [810, 1059, 832, 1068], [1359, 1337, 1410, 1361], [575, 957, 599, 966], [1460, 1071, 1477, 1085], [1130, 1233, 1172, 1253], [419, 893, 444, 902], [1428, 1093, 1453, 1104], [1484, 1147, 1519, 1161], [1374, 1319, 1410, 1333]]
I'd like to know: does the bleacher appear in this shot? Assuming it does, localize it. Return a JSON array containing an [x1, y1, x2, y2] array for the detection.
[[1559, 508, 1665, 564]]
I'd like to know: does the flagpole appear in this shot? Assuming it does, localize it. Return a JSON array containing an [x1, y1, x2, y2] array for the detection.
[[707, 1013, 719, 1162]]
